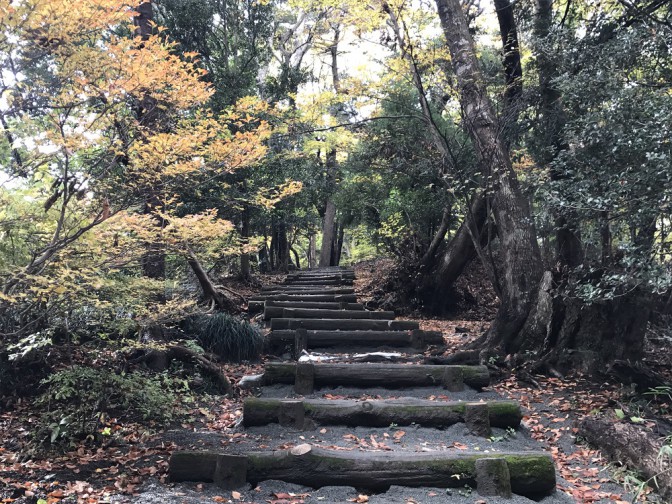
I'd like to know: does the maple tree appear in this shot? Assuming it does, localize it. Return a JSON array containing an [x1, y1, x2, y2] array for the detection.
[[0, 0, 270, 340]]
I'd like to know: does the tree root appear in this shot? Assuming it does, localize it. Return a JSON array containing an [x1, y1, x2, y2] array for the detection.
[[130, 345, 232, 396], [424, 349, 480, 365], [579, 415, 672, 501]]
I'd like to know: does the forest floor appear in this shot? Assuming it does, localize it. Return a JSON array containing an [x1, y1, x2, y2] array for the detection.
[[1, 259, 671, 503]]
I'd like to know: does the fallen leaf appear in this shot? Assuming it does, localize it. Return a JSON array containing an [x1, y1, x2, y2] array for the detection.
[[231, 490, 241, 500]]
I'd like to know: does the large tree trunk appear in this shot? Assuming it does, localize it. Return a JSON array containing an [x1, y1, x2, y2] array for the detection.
[[319, 151, 338, 268], [277, 221, 290, 273], [435, 0, 543, 352], [319, 29, 342, 268], [516, 271, 650, 372]]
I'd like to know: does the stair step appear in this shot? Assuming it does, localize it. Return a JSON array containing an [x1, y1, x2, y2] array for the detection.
[[249, 293, 357, 305], [262, 362, 490, 391], [283, 279, 354, 286], [270, 318, 418, 331], [243, 397, 522, 430], [268, 308, 395, 321], [261, 302, 364, 319], [285, 274, 355, 281], [269, 329, 444, 348], [261, 286, 356, 294], [169, 445, 555, 497]]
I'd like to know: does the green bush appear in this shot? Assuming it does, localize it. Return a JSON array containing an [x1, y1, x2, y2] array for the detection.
[[35, 366, 179, 447], [186, 313, 263, 362]]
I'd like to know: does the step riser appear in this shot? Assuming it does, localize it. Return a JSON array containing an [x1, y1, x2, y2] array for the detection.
[[249, 294, 358, 303], [268, 329, 444, 348], [285, 276, 355, 282], [268, 308, 395, 321], [263, 363, 490, 390], [270, 318, 418, 331], [243, 398, 522, 430], [261, 287, 355, 294], [263, 305, 364, 319], [283, 280, 354, 286], [266, 301, 364, 310], [169, 448, 555, 496]]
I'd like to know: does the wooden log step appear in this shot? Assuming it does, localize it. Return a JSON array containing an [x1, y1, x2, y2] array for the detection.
[[285, 274, 355, 281], [283, 279, 354, 286], [269, 329, 444, 348], [250, 294, 358, 302], [262, 362, 490, 391], [262, 302, 364, 319], [268, 301, 365, 310], [270, 318, 418, 331], [270, 308, 395, 321], [261, 287, 356, 294], [243, 397, 522, 430], [169, 445, 556, 497], [249, 295, 359, 312]]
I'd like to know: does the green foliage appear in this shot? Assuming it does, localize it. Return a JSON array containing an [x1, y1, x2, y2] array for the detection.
[[186, 313, 263, 362], [35, 366, 180, 447]]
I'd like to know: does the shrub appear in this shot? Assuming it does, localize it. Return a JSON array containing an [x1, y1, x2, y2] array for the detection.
[[186, 313, 263, 362], [35, 366, 179, 447]]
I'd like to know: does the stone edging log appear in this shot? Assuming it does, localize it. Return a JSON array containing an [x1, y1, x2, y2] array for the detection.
[[262, 362, 490, 392], [242, 397, 522, 432], [169, 444, 556, 497]]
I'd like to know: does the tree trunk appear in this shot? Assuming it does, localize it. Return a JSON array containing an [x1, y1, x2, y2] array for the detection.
[[290, 247, 301, 269], [435, 0, 543, 352], [239, 204, 251, 280], [494, 0, 522, 111], [187, 249, 233, 311], [308, 234, 317, 268], [319, 184, 337, 267], [334, 222, 345, 266], [319, 27, 342, 268], [277, 221, 290, 273]]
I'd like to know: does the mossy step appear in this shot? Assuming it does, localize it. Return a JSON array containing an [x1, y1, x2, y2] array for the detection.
[[243, 397, 522, 431], [169, 444, 556, 497]]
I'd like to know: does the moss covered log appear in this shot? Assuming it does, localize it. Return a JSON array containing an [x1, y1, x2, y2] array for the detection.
[[262, 362, 490, 390], [169, 444, 556, 497], [243, 397, 521, 429]]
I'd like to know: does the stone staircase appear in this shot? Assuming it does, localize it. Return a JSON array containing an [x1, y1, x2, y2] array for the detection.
[[168, 268, 561, 501]]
